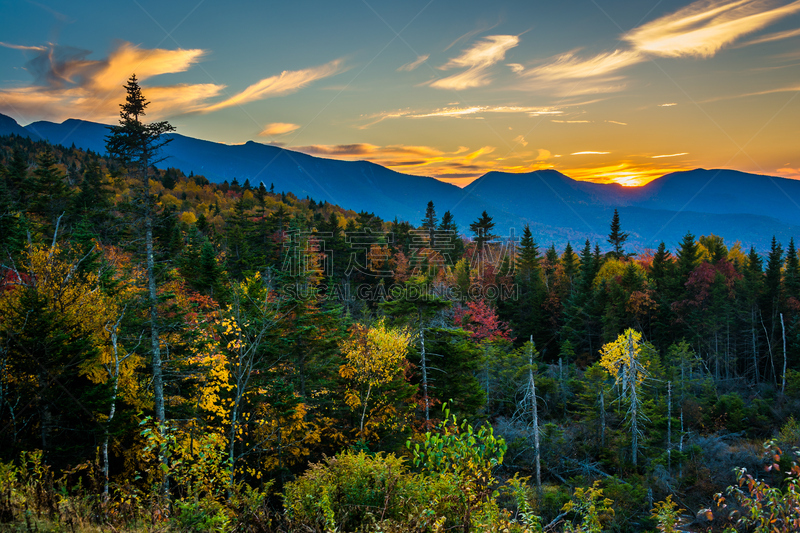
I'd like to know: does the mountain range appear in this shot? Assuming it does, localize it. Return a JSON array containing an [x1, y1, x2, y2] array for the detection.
[[3, 112, 799, 253]]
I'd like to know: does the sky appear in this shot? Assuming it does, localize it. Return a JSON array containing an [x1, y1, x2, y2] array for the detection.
[[0, 0, 799, 187]]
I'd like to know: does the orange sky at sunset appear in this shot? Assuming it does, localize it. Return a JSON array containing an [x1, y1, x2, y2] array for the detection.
[[1, 0, 799, 187]]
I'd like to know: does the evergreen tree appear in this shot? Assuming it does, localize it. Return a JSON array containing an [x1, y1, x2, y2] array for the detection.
[[785, 238, 800, 302], [0, 166, 24, 257], [469, 210, 497, 257], [422, 200, 438, 248], [676, 231, 699, 280], [161, 168, 177, 189], [73, 157, 112, 230], [562, 240, 600, 357], [607, 208, 629, 259], [741, 246, 764, 383], [516, 225, 540, 276], [506, 225, 547, 349], [226, 198, 254, 280], [762, 236, 784, 368], [542, 243, 559, 292], [562, 242, 579, 289], [105, 74, 174, 426], [764, 236, 784, 310], [31, 148, 72, 223], [650, 242, 673, 291], [6, 148, 28, 203], [650, 242, 677, 348], [438, 210, 463, 263]]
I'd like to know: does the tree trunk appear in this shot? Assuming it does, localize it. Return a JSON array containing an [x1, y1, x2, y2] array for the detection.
[[667, 381, 671, 473], [781, 313, 787, 396], [420, 325, 429, 423], [529, 337, 541, 495], [628, 330, 638, 467], [600, 389, 605, 448], [360, 384, 372, 440], [752, 309, 759, 384], [103, 324, 121, 501], [144, 185, 164, 424]]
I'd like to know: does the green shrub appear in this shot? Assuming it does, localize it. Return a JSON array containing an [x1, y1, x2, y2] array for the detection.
[[284, 450, 415, 531]]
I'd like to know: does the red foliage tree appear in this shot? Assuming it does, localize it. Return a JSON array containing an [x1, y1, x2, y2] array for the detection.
[[453, 299, 514, 343]]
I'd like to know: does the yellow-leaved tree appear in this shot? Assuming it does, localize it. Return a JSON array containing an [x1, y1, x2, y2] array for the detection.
[[0, 242, 120, 472], [599, 328, 649, 466], [339, 318, 413, 440]]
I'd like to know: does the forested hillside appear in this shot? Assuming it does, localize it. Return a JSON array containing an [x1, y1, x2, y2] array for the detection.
[[0, 88, 799, 532]]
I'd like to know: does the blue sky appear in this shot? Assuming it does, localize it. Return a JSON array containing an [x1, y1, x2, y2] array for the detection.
[[1, 0, 799, 185]]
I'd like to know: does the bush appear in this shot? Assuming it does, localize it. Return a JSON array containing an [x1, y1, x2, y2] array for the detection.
[[284, 450, 419, 531]]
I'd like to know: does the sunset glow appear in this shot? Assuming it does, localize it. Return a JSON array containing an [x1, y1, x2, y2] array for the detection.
[[1, 0, 798, 187]]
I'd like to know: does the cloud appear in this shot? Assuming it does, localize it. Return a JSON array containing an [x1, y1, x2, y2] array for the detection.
[[515, 0, 800, 96], [740, 26, 800, 45], [429, 35, 519, 90], [201, 59, 343, 112], [700, 83, 800, 101], [606, 120, 628, 125], [514, 135, 528, 147], [652, 152, 689, 158], [410, 106, 487, 118], [525, 49, 642, 81], [624, 0, 800, 58], [552, 119, 591, 123], [0, 41, 345, 123], [291, 142, 552, 184], [0, 42, 218, 122], [571, 151, 610, 155], [397, 54, 429, 71], [515, 49, 639, 96], [659, 102, 678, 106], [777, 166, 800, 179], [565, 162, 690, 186], [536, 149, 551, 160], [0, 41, 47, 51], [259, 122, 301, 136], [357, 104, 563, 128], [507, 63, 525, 73]]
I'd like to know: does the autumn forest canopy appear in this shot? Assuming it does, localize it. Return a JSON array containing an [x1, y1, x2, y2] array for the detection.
[[0, 77, 799, 532]]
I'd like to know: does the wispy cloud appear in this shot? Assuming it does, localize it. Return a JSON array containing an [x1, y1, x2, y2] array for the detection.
[[0, 42, 216, 122], [571, 151, 610, 155], [516, 0, 800, 96], [397, 54, 429, 72], [659, 102, 678, 106], [292, 142, 552, 183], [0, 41, 47, 51], [624, 0, 800, 57], [699, 83, 800, 101], [652, 152, 689, 158], [201, 59, 344, 112], [507, 63, 524, 73], [259, 122, 301, 136], [513, 135, 528, 147], [777, 166, 800, 179], [0, 41, 344, 123], [606, 120, 628, 125], [516, 48, 638, 96], [429, 35, 519, 90], [740, 26, 800, 45], [357, 104, 563, 128], [552, 119, 591, 123], [525, 49, 642, 81]]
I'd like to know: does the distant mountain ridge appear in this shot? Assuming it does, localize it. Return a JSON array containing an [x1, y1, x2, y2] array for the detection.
[[2, 112, 798, 252]]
